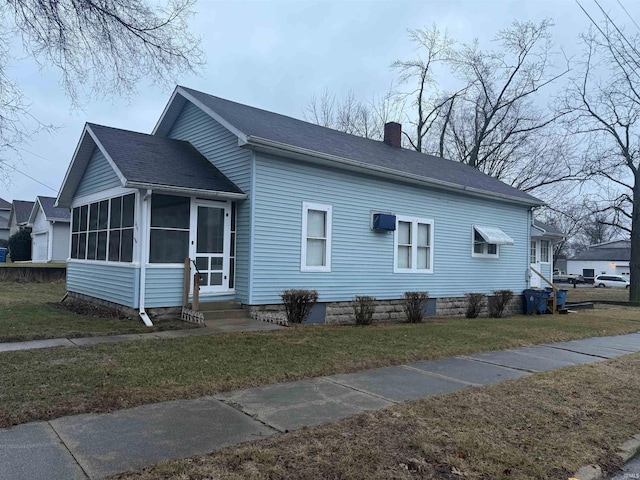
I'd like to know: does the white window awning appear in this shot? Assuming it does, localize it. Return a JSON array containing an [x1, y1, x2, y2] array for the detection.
[[474, 226, 515, 245]]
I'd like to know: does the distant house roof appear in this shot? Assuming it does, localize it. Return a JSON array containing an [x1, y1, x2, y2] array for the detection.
[[570, 247, 630, 262], [0, 198, 11, 210], [29, 196, 71, 224], [57, 124, 245, 207], [9, 200, 35, 226], [153, 86, 543, 207]]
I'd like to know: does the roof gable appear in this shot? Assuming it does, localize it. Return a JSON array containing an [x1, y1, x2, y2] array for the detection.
[[9, 200, 35, 226], [29, 196, 71, 224], [155, 86, 542, 207], [57, 123, 245, 208], [0, 198, 11, 210]]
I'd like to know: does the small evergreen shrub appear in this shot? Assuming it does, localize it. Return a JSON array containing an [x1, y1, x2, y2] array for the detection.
[[8, 230, 31, 262], [353, 295, 375, 325], [280, 289, 318, 324], [489, 289, 514, 318], [465, 293, 486, 318], [403, 291, 429, 323], [0, 239, 8, 248]]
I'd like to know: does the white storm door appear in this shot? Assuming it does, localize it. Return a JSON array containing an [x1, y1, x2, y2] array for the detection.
[[190, 201, 231, 294], [530, 240, 541, 288]]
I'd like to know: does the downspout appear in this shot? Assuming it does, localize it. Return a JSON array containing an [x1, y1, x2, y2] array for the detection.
[[138, 189, 153, 326]]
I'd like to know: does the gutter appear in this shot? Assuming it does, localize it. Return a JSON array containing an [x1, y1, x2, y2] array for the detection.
[[243, 135, 544, 208], [125, 182, 247, 201], [138, 189, 153, 327]]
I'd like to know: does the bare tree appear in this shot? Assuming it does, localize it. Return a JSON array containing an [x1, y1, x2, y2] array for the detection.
[[560, 4, 640, 301], [391, 25, 459, 153], [441, 19, 578, 192], [1, 0, 205, 181], [304, 85, 405, 141]]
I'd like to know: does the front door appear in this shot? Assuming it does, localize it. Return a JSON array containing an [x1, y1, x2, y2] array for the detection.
[[191, 201, 231, 294], [530, 239, 541, 288]]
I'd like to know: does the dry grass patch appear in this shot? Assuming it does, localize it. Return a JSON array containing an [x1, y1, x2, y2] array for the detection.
[[0, 281, 192, 342], [0, 305, 638, 428], [566, 286, 631, 303], [112, 354, 640, 480]]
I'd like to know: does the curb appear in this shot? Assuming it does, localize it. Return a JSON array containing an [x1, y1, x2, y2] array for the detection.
[[571, 433, 640, 480]]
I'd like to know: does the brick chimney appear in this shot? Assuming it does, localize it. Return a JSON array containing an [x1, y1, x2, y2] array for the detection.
[[383, 122, 402, 147]]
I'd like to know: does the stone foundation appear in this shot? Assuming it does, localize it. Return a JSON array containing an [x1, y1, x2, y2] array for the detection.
[[251, 294, 525, 325], [66, 291, 181, 323]]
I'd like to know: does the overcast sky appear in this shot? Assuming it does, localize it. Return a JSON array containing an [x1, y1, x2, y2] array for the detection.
[[2, 0, 637, 203]]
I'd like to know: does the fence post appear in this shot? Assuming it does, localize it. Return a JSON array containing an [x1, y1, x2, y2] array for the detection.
[[193, 273, 200, 312], [182, 258, 190, 309]]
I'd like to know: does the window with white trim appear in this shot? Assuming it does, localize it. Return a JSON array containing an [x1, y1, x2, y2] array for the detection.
[[394, 215, 434, 273], [301, 202, 332, 272], [540, 240, 550, 263], [71, 193, 134, 262], [149, 194, 190, 263], [530, 240, 537, 264], [472, 228, 498, 257]]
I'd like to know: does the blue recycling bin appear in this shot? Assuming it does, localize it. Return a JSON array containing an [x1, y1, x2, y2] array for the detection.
[[0, 248, 6, 263], [556, 289, 568, 310], [523, 289, 549, 315]]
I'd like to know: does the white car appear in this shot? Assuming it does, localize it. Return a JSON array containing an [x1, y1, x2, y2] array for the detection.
[[594, 275, 630, 289]]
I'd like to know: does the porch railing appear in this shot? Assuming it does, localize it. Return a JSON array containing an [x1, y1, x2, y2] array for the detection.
[[181, 257, 204, 325]]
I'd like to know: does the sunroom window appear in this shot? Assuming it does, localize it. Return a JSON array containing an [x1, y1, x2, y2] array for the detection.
[[70, 193, 134, 262], [149, 194, 190, 263]]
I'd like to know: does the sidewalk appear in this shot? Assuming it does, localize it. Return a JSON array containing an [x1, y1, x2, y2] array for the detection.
[[0, 318, 282, 353], [1, 332, 639, 479]]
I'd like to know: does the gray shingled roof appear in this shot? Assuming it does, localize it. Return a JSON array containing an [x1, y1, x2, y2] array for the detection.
[[0, 198, 11, 210], [179, 86, 541, 205], [88, 124, 243, 194], [533, 220, 564, 237], [12, 200, 35, 225], [570, 247, 630, 261], [37, 196, 70, 222]]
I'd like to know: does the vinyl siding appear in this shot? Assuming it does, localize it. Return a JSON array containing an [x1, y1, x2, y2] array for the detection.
[[166, 101, 252, 303], [31, 207, 48, 232], [51, 223, 70, 261], [251, 153, 531, 304], [75, 147, 121, 198], [144, 267, 184, 307], [67, 262, 139, 307]]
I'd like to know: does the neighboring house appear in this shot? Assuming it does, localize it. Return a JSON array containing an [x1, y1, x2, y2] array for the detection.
[[28, 196, 71, 263], [0, 198, 10, 242], [56, 86, 544, 324], [530, 220, 564, 288], [8, 200, 35, 236], [567, 240, 631, 280]]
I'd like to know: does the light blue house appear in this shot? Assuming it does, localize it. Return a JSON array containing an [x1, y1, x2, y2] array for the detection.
[[56, 86, 544, 324]]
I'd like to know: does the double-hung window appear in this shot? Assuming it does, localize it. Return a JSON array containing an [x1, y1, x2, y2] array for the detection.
[[394, 215, 434, 273], [301, 202, 332, 272]]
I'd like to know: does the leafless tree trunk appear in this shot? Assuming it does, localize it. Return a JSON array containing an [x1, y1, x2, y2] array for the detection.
[[561, 6, 640, 302]]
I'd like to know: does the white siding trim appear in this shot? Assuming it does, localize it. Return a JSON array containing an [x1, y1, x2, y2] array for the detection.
[[300, 201, 332, 273]]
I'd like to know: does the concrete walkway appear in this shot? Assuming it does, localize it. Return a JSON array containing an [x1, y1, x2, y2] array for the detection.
[[0, 319, 282, 353], [1, 332, 639, 479]]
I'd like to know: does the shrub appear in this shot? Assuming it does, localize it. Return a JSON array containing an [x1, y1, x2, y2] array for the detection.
[[8, 230, 31, 262], [353, 295, 375, 325], [465, 293, 486, 318], [0, 238, 8, 248], [280, 289, 318, 324], [403, 291, 429, 323], [489, 289, 514, 318]]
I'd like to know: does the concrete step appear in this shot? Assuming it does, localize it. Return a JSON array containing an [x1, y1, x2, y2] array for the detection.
[[202, 309, 251, 321], [198, 301, 243, 312]]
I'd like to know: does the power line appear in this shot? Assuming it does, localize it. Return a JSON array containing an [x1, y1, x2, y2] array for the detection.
[[617, 0, 640, 33], [2, 163, 57, 193]]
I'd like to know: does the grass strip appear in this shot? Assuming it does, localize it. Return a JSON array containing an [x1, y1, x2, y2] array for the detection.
[[111, 353, 640, 480], [0, 305, 638, 428]]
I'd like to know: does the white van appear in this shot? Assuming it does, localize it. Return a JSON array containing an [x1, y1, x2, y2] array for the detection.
[[594, 275, 630, 289]]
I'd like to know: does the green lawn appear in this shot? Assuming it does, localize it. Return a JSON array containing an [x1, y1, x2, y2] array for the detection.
[[566, 286, 630, 303], [0, 281, 192, 342], [0, 304, 638, 428]]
